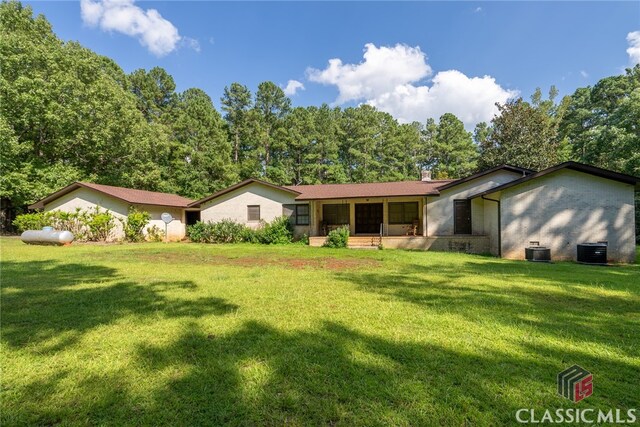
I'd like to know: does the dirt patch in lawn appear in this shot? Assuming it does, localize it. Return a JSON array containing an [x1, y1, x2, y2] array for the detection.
[[130, 252, 380, 271]]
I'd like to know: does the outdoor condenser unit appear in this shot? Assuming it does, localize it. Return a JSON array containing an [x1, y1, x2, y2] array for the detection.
[[577, 242, 607, 265]]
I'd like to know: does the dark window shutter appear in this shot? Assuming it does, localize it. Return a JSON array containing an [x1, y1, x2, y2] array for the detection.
[[248, 205, 260, 222], [295, 204, 309, 225], [454, 200, 472, 234]]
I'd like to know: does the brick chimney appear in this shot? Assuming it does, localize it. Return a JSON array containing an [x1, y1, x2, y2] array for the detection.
[[421, 170, 432, 181]]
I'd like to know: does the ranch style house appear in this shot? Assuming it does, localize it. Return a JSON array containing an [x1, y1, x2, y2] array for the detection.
[[30, 161, 640, 263]]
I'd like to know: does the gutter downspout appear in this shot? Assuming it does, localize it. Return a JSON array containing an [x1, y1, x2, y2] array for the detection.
[[481, 195, 501, 257]]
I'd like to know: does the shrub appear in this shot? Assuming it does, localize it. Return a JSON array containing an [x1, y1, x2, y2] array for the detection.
[[187, 219, 248, 244], [146, 225, 165, 242], [240, 226, 259, 243], [256, 216, 293, 244], [13, 212, 52, 232], [120, 208, 151, 242], [50, 208, 89, 240], [86, 207, 115, 242], [296, 233, 309, 245], [187, 217, 293, 245], [323, 226, 349, 248], [210, 219, 248, 243], [186, 221, 209, 243]]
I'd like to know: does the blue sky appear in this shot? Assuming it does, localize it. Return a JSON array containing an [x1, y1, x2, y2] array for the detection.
[[25, 1, 640, 127]]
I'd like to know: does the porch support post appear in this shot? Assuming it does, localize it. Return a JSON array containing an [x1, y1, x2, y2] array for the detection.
[[422, 197, 428, 237], [309, 200, 316, 236]]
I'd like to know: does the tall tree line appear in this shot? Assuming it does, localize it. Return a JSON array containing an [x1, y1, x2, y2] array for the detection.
[[1, 2, 639, 233]]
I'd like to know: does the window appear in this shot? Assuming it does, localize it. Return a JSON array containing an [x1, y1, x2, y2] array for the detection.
[[295, 204, 309, 225], [388, 202, 419, 224], [454, 199, 472, 234], [247, 205, 260, 222], [282, 204, 310, 226], [322, 204, 349, 225]]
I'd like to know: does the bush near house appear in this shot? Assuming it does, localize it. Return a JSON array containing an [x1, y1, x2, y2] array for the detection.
[[323, 226, 350, 248], [187, 217, 294, 244], [146, 225, 165, 242], [255, 216, 293, 245], [120, 208, 151, 242]]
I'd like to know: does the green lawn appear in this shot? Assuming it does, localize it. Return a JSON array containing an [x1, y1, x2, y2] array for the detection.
[[1, 237, 638, 426]]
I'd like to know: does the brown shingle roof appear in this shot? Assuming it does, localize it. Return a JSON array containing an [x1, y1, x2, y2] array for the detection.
[[283, 180, 454, 200], [29, 182, 194, 209]]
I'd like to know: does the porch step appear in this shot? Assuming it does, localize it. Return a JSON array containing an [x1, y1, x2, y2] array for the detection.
[[347, 236, 381, 248], [347, 245, 380, 250]]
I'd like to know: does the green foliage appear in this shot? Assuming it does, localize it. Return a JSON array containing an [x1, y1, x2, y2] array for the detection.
[[297, 233, 310, 245], [185, 221, 207, 242], [85, 207, 115, 242], [561, 65, 640, 177], [49, 208, 89, 240], [479, 88, 570, 171], [255, 216, 293, 245], [120, 208, 151, 242], [210, 219, 250, 244], [636, 194, 640, 244], [13, 207, 115, 241], [422, 113, 478, 179], [187, 219, 248, 244], [323, 226, 350, 248], [187, 217, 293, 244], [12, 212, 52, 232], [146, 225, 165, 242]]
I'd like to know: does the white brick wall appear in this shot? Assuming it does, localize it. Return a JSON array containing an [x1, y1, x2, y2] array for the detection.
[[426, 170, 524, 236], [499, 169, 636, 262]]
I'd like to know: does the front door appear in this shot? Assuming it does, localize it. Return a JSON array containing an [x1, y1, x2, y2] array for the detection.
[[355, 203, 383, 234]]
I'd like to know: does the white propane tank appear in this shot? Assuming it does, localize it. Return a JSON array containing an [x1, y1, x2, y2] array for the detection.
[[21, 228, 75, 246]]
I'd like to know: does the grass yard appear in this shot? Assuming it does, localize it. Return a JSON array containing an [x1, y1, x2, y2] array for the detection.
[[1, 237, 639, 426]]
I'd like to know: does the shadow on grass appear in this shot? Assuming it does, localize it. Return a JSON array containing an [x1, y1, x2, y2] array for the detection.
[[2, 256, 639, 425], [335, 260, 639, 351], [1, 260, 238, 352], [6, 319, 639, 426]]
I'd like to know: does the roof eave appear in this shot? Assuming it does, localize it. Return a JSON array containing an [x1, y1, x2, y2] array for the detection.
[[294, 191, 441, 201], [28, 182, 193, 210], [436, 165, 534, 192]]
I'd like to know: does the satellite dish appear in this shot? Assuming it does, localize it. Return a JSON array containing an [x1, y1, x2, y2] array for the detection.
[[161, 213, 173, 224]]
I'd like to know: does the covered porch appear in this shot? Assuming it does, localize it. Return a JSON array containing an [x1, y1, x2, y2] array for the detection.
[[307, 196, 428, 238], [305, 195, 490, 254]]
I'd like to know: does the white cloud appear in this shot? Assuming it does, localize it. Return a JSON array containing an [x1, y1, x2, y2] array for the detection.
[[627, 31, 640, 65], [282, 80, 305, 96], [308, 43, 432, 104], [580, 70, 588, 78], [182, 37, 200, 53], [474, 7, 482, 13], [80, 0, 196, 57], [307, 43, 516, 128]]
